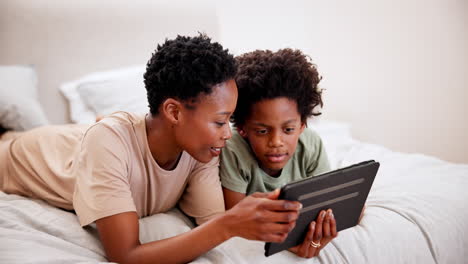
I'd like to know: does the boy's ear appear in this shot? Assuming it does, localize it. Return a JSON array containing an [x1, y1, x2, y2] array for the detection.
[[300, 122, 306, 133], [162, 98, 182, 125], [237, 125, 247, 137]]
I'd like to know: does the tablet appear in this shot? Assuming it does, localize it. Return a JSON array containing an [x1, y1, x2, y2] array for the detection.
[[264, 160, 380, 257]]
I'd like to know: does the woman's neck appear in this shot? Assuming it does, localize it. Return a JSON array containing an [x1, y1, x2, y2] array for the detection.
[[145, 114, 183, 170]]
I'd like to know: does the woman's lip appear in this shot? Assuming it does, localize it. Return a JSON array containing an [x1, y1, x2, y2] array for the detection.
[[210, 147, 223, 156]]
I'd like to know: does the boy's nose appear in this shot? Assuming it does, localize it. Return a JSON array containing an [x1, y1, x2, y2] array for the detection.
[[268, 131, 283, 147]]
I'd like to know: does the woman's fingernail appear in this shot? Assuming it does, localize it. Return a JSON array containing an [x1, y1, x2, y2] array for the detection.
[[312, 221, 316, 228], [322, 211, 326, 219], [285, 202, 301, 210]]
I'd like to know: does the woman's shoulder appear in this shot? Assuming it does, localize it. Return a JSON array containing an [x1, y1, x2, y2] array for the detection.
[[86, 112, 144, 136]]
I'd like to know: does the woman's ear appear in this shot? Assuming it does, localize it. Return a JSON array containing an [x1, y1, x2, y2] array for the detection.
[[162, 98, 182, 125]]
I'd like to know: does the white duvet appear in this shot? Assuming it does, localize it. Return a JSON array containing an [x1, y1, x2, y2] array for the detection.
[[1, 122, 467, 264]]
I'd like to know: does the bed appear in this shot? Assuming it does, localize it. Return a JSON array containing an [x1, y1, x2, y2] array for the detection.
[[1, 66, 467, 264], [1, 2, 467, 261]]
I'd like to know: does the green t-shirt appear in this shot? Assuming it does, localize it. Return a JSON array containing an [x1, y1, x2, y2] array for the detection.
[[220, 128, 331, 195]]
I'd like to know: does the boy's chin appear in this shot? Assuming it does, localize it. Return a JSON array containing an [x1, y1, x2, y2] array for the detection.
[[262, 164, 286, 177]]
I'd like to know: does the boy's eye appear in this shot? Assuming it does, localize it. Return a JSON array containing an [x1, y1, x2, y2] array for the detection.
[[215, 122, 226, 127], [256, 129, 268, 135], [285, 127, 295, 133]]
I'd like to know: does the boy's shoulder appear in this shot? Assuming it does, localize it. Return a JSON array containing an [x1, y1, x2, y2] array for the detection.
[[222, 129, 257, 165], [296, 127, 325, 158], [299, 127, 323, 145]]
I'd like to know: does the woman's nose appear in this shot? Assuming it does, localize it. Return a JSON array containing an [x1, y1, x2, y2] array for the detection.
[[222, 125, 232, 140]]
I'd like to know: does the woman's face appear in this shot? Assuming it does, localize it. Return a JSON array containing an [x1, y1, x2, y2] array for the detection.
[[175, 79, 238, 163]]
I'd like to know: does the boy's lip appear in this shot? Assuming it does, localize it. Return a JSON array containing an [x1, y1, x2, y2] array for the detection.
[[265, 153, 288, 163]]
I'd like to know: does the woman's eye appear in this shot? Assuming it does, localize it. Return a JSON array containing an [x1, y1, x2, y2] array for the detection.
[[215, 122, 226, 127], [285, 128, 295, 133]]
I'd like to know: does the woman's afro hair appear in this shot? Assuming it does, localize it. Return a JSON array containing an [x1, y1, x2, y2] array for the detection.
[[144, 34, 237, 115]]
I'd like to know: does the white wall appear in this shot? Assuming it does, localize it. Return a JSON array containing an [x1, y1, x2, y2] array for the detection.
[[216, 0, 468, 164], [1, 0, 466, 164], [0, 0, 219, 126]]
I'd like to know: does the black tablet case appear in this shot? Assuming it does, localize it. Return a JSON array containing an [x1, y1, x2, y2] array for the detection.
[[264, 160, 380, 257]]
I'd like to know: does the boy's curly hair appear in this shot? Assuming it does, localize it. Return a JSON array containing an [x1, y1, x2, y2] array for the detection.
[[144, 34, 237, 115], [232, 48, 323, 127]]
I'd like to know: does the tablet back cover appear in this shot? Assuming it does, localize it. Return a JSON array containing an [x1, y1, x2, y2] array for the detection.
[[264, 160, 380, 256]]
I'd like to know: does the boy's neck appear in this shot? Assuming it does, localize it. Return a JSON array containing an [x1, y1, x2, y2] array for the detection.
[[145, 114, 183, 170], [261, 166, 283, 178]]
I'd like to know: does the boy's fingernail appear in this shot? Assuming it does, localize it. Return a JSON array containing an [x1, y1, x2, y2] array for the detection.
[[322, 211, 326, 219], [298, 203, 303, 210], [330, 210, 334, 219]]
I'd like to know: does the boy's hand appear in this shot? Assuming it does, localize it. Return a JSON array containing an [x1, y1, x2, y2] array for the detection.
[[289, 209, 338, 258], [222, 189, 302, 243], [359, 205, 366, 223]]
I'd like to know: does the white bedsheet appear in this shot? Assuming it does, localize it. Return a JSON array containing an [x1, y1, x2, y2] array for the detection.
[[1, 128, 467, 264]]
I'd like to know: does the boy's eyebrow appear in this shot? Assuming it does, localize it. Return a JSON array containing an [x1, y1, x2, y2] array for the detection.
[[252, 119, 298, 127], [282, 119, 298, 125], [216, 111, 231, 116], [252, 122, 270, 127]]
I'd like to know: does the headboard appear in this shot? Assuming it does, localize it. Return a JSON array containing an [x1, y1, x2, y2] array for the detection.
[[0, 0, 219, 124]]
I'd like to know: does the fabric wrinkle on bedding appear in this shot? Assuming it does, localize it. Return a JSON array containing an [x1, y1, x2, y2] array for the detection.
[[1, 121, 468, 263]]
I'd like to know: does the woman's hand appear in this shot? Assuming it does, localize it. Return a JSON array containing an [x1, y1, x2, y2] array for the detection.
[[221, 189, 302, 243], [289, 209, 338, 258]]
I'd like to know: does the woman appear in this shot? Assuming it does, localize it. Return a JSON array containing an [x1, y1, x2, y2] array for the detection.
[[0, 34, 301, 264]]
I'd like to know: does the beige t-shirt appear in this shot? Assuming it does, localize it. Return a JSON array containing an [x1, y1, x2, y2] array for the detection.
[[0, 112, 225, 226]]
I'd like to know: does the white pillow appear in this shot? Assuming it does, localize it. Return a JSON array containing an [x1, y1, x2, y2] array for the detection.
[[307, 118, 355, 169], [59, 65, 147, 123], [307, 118, 352, 142], [77, 70, 149, 117], [0, 65, 49, 131]]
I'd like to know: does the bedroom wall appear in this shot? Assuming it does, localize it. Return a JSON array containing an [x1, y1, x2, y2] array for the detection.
[[1, 0, 467, 164], [0, 0, 219, 125], [216, 0, 468, 164]]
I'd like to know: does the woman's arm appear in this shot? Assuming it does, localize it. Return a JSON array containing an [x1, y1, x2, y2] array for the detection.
[[96, 189, 301, 264], [96, 211, 229, 264], [222, 187, 246, 210]]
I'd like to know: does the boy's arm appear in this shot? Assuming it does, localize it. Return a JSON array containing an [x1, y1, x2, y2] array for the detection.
[[96, 189, 301, 264], [222, 187, 246, 209]]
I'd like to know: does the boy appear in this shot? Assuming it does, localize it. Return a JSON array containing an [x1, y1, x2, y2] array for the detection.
[[220, 48, 338, 258], [0, 35, 302, 263]]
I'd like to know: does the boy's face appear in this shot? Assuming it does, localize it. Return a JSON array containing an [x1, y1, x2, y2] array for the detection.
[[176, 79, 238, 163], [239, 97, 305, 176]]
